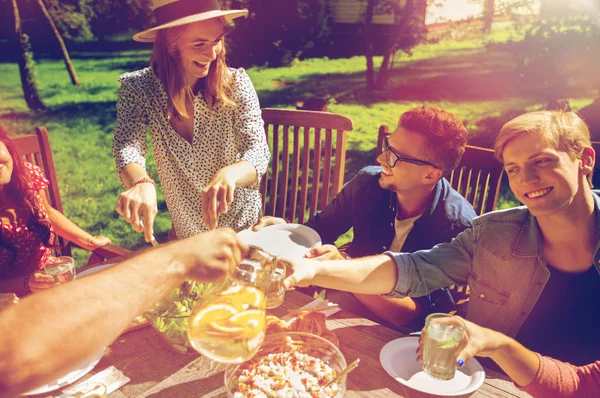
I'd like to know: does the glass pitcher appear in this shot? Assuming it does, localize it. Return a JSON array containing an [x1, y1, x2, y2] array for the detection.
[[187, 246, 276, 363]]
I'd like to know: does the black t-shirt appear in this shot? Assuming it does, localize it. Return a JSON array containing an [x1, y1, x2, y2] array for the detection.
[[515, 264, 600, 365]]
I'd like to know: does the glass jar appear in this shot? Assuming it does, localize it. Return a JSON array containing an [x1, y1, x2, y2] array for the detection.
[[187, 246, 276, 363]]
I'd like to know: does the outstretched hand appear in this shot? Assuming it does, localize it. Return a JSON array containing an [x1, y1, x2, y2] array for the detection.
[[282, 258, 319, 290], [304, 244, 344, 261]]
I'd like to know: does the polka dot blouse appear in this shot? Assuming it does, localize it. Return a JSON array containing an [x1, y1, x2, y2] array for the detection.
[[112, 67, 270, 238]]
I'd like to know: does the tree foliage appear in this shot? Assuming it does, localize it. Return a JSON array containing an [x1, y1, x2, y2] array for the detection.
[[491, 0, 600, 99], [224, 0, 333, 67]]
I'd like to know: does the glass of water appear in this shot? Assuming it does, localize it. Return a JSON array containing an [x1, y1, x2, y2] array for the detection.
[[44, 256, 76, 284], [266, 260, 286, 309], [422, 313, 465, 380]]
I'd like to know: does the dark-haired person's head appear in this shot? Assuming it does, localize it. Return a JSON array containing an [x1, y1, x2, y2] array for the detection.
[[377, 106, 468, 193], [0, 127, 58, 264]]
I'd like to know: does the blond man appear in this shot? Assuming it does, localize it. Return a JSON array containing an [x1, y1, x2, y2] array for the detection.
[[286, 110, 600, 366]]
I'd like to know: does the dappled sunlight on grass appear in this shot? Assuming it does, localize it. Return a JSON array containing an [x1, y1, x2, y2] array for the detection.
[[0, 27, 597, 260]]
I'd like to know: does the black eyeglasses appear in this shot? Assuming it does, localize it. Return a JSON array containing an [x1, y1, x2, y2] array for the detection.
[[382, 137, 440, 169]]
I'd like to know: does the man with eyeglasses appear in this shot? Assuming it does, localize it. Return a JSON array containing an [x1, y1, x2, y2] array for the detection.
[[254, 106, 476, 329]]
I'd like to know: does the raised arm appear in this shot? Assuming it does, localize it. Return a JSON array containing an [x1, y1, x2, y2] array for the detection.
[[285, 228, 475, 297], [0, 229, 247, 397]]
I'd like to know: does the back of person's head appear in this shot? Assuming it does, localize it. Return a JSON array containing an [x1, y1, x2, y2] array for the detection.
[[494, 110, 592, 186], [399, 106, 468, 172]]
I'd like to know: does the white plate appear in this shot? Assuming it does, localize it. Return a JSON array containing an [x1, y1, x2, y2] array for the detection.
[[23, 350, 104, 396], [77, 262, 119, 278], [237, 224, 321, 259], [380, 337, 485, 397]]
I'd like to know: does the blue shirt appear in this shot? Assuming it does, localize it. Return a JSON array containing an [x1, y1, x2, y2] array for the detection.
[[305, 166, 477, 314], [387, 194, 600, 341]]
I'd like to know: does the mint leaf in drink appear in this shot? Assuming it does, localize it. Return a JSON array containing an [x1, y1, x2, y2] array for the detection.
[[436, 338, 459, 349]]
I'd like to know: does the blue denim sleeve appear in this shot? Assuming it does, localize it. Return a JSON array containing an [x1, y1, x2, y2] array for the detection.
[[382, 227, 474, 298], [304, 175, 357, 245]]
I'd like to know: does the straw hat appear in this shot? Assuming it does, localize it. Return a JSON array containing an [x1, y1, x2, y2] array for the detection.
[[133, 0, 248, 43]]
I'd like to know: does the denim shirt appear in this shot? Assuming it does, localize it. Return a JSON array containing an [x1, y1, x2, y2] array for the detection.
[[387, 193, 600, 338], [305, 166, 476, 312]]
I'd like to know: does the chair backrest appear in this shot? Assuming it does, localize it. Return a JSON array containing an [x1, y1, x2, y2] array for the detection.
[[377, 125, 504, 215], [12, 126, 70, 255], [261, 109, 353, 223]]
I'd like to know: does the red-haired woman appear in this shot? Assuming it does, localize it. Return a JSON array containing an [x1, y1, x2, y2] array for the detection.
[[0, 128, 110, 295], [113, 0, 269, 243]]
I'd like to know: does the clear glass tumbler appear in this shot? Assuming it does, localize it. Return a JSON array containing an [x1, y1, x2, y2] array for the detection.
[[422, 313, 465, 380], [44, 256, 76, 283]]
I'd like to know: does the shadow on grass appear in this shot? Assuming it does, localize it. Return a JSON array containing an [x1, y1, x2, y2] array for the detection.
[[257, 47, 595, 109]]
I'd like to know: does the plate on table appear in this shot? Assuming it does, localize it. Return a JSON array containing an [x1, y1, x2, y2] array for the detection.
[[22, 350, 104, 396], [238, 224, 321, 258], [380, 337, 485, 397], [77, 262, 119, 278]]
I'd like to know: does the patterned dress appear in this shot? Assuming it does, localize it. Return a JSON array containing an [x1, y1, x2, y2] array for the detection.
[[112, 67, 270, 238], [0, 162, 54, 278]]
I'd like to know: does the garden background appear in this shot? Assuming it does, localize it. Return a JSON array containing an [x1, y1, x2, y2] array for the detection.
[[0, 0, 599, 264]]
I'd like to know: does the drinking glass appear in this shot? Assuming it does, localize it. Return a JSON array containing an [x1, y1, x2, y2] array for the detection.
[[266, 260, 286, 309], [422, 313, 465, 380], [44, 256, 76, 284]]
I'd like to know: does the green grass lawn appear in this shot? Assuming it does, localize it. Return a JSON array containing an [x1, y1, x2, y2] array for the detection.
[[0, 25, 598, 264]]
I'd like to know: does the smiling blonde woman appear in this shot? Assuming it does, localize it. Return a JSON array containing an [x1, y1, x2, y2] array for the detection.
[[113, 0, 270, 241]]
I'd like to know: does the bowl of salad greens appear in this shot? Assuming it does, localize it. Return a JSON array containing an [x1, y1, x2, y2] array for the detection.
[[144, 282, 214, 353]]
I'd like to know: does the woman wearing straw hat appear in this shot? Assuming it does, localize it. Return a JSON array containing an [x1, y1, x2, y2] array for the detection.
[[113, 0, 270, 242]]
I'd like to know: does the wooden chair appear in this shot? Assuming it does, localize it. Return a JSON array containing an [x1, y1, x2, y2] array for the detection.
[[260, 109, 353, 223], [12, 126, 131, 267], [377, 125, 504, 215]]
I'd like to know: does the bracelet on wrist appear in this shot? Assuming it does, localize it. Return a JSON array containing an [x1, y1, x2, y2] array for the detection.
[[23, 274, 32, 294], [128, 176, 156, 190]]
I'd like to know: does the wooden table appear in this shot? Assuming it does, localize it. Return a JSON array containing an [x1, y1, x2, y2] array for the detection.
[[67, 290, 531, 397]]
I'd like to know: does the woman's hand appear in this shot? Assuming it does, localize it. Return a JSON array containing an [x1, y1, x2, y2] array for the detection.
[[0, 293, 19, 311], [86, 235, 111, 251], [116, 182, 157, 242], [182, 228, 249, 283], [305, 245, 345, 261], [201, 170, 236, 230], [28, 271, 58, 293], [252, 216, 287, 231]]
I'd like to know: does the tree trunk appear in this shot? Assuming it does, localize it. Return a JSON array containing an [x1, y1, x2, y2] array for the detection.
[[12, 0, 45, 111], [482, 0, 495, 34], [364, 0, 376, 91], [35, 0, 80, 86], [375, 38, 394, 90]]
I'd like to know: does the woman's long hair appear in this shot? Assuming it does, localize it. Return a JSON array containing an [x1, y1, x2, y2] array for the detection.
[[0, 127, 58, 267], [151, 18, 235, 119]]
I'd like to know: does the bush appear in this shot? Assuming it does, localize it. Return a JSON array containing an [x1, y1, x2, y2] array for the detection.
[[225, 0, 333, 67]]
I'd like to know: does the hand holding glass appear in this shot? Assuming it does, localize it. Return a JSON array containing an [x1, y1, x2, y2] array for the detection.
[[422, 313, 465, 380], [44, 256, 76, 284]]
